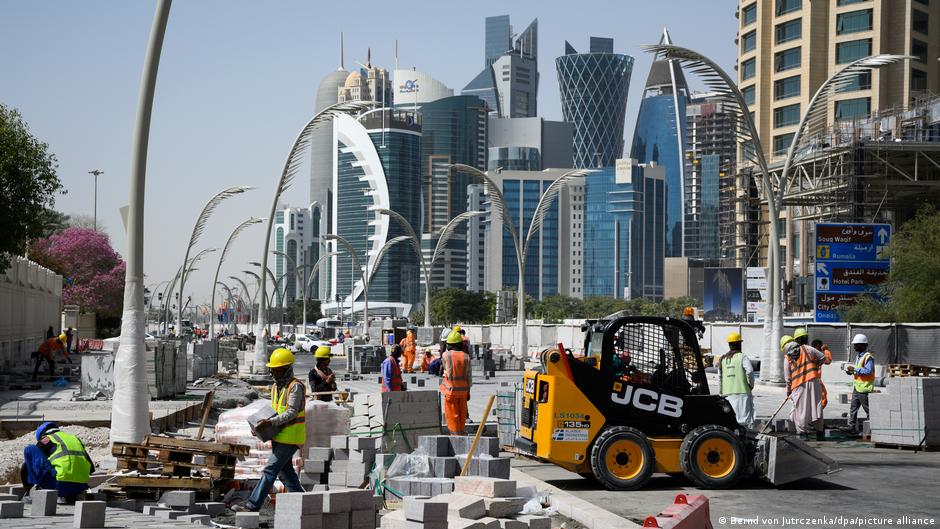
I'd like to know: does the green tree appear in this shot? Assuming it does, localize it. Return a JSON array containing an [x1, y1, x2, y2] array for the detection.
[[842, 205, 940, 322], [0, 104, 63, 270], [284, 298, 323, 326], [424, 288, 496, 325]]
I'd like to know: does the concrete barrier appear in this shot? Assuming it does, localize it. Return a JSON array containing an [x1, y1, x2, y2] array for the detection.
[[0, 257, 62, 371]]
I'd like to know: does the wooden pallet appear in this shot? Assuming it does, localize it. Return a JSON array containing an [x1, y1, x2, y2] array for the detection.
[[144, 434, 250, 456], [115, 474, 213, 490], [888, 364, 940, 377], [874, 442, 938, 452], [113, 435, 246, 482]]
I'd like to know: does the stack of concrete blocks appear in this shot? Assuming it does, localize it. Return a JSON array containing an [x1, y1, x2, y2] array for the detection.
[[350, 391, 443, 454], [494, 391, 517, 448], [326, 435, 384, 488], [188, 340, 219, 382], [355, 345, 387, 374], [148, 340, 187, 398], [304, 446, 333, 487], [870, 376, 940, 447], [381, 478, 550, 529], [275, 489, 376, 529], [218, 341, 240, 371]]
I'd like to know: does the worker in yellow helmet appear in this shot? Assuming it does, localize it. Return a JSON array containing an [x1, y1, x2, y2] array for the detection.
[[235, 348, 306, 512], [783, 329, 830, 440], [308, 346, 337, 402], [441, 328, 472, 434], [717, 332, 755, 428], [400, 329, 416, 373]]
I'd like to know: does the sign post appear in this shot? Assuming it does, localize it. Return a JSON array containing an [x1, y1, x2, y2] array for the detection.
[[814, 223, 891, 322]]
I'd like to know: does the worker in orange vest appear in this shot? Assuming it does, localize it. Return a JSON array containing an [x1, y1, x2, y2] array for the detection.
[[420, 347, 433, 373], [400, 330, 416, 373], [782, 333, 831, 440], [440, 328, 472, 434], [33, 335, 64, 381]]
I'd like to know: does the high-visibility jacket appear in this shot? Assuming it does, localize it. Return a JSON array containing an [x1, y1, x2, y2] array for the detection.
[[46, 432, 91, 484], [786, 345, 823, 392], [38, 338, 63, 359], [720, 352, 751, 395], [381, 357, 402, 392], [400, 336, 416, 357], [440, 350, 470, 398], [271, 379, 306, 446], [853, 352, 875, 394]]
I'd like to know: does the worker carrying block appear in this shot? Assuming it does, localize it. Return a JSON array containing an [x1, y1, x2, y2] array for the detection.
[[21, 422, 94, 503]]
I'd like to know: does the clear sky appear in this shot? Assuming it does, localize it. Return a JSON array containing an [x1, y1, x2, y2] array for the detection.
[[1, 0, 737, 308]]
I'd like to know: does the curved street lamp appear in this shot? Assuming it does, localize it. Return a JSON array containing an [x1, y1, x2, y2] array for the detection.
[[304, 250, 339, 309], [209, 217, 263, 339], [163, 248, 216, 334], [325, 234, 369, 340], [215, 281, 237, 334], [253, 100, 373, 372], [451, 164, 589, 358], [229, 275, 257, 328], [177, 186, 252, 339]]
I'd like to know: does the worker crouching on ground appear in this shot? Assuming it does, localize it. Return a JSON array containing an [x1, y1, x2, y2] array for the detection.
[[717, 332, 755, 428], [400, 329, 416, 373], [308, 346, 336, 402], [420, 347, 433, 372], [441, 328, 472, 434], [782, 333, 830, 440], [381, 345, 404, 392], [844, 334, 875, 434], [21, 422, 94, 503], [236, 348, 306, 512]]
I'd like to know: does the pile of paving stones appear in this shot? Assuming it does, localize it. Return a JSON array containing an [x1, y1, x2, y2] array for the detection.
[[313, 435, 386, 488], [271, 488, 378, 529], [350, 391, 442, 453], [381, 477, 550, 529]]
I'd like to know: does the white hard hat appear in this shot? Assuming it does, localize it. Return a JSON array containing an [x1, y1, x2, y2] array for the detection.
[[852, 333, 869, 345]]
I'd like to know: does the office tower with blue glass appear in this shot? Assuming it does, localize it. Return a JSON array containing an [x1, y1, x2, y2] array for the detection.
[[583, 159, 666, 300], [630, 29, 689, 258], [463, 15, 539, 118], [556, 37, 634, 169]]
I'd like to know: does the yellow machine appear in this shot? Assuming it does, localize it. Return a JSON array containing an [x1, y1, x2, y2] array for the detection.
[[514, 316, 839, 490]]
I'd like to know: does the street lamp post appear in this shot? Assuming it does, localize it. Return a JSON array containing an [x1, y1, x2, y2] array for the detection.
[[209, 217, 262, 339], [88, 170, 104, 231], [229, 275, 257, 329], [325, 234, 369, 341], [163, 248, 215, 335]]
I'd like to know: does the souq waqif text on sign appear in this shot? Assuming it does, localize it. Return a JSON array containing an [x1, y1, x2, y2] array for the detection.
[[814, 223, 891, 323]]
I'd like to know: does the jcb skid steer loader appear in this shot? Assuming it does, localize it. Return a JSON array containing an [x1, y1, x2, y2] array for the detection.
[[514, 315, 839, 490]]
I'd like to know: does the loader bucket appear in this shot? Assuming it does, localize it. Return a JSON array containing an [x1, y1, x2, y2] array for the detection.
[[753, 434, 841, 486]]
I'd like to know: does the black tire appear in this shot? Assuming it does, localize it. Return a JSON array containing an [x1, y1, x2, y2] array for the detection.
[[589, 426, 655, 490], [680, 425, 747, 489]]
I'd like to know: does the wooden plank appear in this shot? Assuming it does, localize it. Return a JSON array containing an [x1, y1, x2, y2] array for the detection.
[[112, 454, 235, 472], [144, 434, 249, 456], [115, 475, 212, 490], [195, 390, 214, 440]]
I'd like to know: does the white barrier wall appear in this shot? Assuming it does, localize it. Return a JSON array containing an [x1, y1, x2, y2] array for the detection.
[[0, 257, 62, 370]]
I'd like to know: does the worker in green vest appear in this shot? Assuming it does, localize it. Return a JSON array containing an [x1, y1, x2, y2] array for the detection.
[[21, 422, 94, 502], [235, 348, 306, 512], [717, 332, 755, 428]]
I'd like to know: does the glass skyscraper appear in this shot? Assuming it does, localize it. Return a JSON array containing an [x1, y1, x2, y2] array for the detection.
[[555, 37, 633, 169], [583, 161, 666, 300], [464, 15, 539, 118], [630, 29, 689, 258]]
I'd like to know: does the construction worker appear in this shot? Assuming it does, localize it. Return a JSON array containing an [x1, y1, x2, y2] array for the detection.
[[236, 348, 306, 512], [717, 332, 754, 428], [65, 327, 74, 356], [845, 334, 875, 434], [811, 338, 833, 409], [381, 345, 404, 392], [400, 329, 416, 374], [57, 332, 73, 364], [33, 335, 64, 381], [783, 334, 830, 440], [308, 346, 336, 402], [420, 347, 433, 373], [441, 328, 472, 434], [21, 422, 94, 503]]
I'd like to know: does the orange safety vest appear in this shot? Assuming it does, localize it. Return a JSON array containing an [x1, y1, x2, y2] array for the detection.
[[440, 350, 470, 397], [381, 357, 402, 392], [400, 336, 416, 356], [38, 338, 62, 359], [786, 345, 823, 391]]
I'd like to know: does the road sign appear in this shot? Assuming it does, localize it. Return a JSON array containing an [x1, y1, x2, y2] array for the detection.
[[815, 223, 890, 322]]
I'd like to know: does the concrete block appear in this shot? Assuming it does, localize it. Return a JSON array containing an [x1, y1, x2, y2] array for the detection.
[[323, 490, 352, 513], [514, 515, 550, 529], [277, 492, 325, 515], [30, 489, 57, 516], [156, 509, 190, 520], [477, 517, 502, 529], [274, 513, 324, 529], [0, 494, 17, 502], [420, 435, 453, 456], [310, 447, 334, 461], [350, 450, 376, 467], [431, 478, 455, 496], [430, 456, 458, 478], [375, 453, 398, 470], [404, 496, 448, 522], [450, 436, 499, 457], [0, 486, 24, 498], [346, 471, 367, 487], [302, 472, 324, 485], [73, 501, 106, 528], [454, 477, 516, 498], [387, 477, 412, 497], [235, 511, 260, 529], [478, 458, 511, 479], [324, 512, 350, 529], [455, 455, 480, 476], [332, 460, 350, 473], [350, 508, 374, 529], [178, 514, 212, 526], [306, 460, 328, 473], [144, 505, 172, 516], [434, 493, 486, 519], [448, 517, 487, 529], [499, 520, 527, 529], [159, 490, 196, 508], [329, 472, 348, 487], [333, 448, 350, 460], [413, 478, 433, 497], [314, 484, 332, 491], [350, 436, 382, 450], [483, 497, 525, 518], [331, 435, 350, 449], [190, 502, 226, 517], [344, 461, 369, 477], [346, 489, 375, 511], [0, 501, 24, 519]]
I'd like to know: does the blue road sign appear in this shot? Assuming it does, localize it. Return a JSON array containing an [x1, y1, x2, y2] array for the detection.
[[815, 223, 891, 322]]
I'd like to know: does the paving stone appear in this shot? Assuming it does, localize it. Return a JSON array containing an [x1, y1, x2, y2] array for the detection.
[[305, 460, 328, 473], [309, 447, 334, 461], [346, 471, 368, 487], [477, 458, 511, 479], [333, 448, 350, 460], [324, 512, 349, 529], [0, 494, 18, 502], [1, 486, 25, 498], [350, 508, 375, 529], [380, 509, 448, 529], [403, 496, 448, 522], [349, 436, 381, 450], [455, 455, 480, 476], [430, 478, 455, 496], [483, 497, 525, 518], [345, 489, 375, 510], [156, 509, 190, 520], [328, 472, 348, 487], [449, 436, 499, 457], [432, 493, 486, 519], [447, 516, 487, 529], [159, 490, 196, 509], [302, 472, 324, 486], [178, 513, 212, 526], [349, 450, 376, 467], [514, 515, 551, 529], [190, 502, 226, 517], [454, 477, 516, 498], [331, 435, 349, 449], [277, 492, 325, 515], [429, 456, 458, 478], [323, 490, 351, 513], [313, 484, 332, 491], [73, 501, 105, 528], [477, 516, 502, 529], [419, 435, 453, 456], [235, 511, 260, 528], [144, 505, 172, 516], [499, 520, 527, 529], [0, 501, 24, 519], [375, 453, 398, 471], [29, 489, 57, 516], [274, 513, 324, 529], [108, 498, 143, 512]]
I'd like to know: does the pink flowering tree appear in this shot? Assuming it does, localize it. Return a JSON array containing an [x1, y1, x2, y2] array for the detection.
[[29, 228, 126, 317]]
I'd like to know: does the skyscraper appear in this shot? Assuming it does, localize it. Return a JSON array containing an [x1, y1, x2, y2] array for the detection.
[[630, 28, 689, 258], [556, 37, 634, 169], [463, 16, 539, 118], [274, 205, 320, 305], [487, 117, 573, 171]]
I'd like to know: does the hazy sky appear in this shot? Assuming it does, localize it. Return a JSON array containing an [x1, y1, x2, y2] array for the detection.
[[1, 0, 736, 307]]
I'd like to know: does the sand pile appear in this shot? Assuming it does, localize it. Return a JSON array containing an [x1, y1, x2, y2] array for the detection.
[[0, 425, 111, 485]]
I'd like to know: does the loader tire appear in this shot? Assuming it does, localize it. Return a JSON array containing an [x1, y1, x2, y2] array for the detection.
[[680, 425, 746, 489], [590, 426, 654, 490]]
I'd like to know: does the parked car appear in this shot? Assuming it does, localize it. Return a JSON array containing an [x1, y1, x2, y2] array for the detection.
[[292, 333, 332, 353]]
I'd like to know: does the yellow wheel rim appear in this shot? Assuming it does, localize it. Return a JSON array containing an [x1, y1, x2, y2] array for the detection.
[[695, 437, 736, 479], [605, 438, 645, 481]]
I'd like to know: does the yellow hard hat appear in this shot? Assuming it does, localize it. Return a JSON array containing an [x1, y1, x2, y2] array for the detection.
[[726, 332, 743, 344], [266, 347, 295, 368], [314, 346, 332, 359], [780, 335, 795, 351], [452, 325, 462, 333], [793, 328, 808, 340], [446, 330, 463, 344], [58, 333, 67, 343]]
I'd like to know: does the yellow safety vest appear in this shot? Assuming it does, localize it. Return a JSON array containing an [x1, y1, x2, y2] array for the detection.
[[47, 432, 91, 484], [853, 352, 875, 394], [271, 379, 306, 446]]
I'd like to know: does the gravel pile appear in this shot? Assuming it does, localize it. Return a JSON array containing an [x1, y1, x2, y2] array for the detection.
[[0, 425, 111, 485]]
